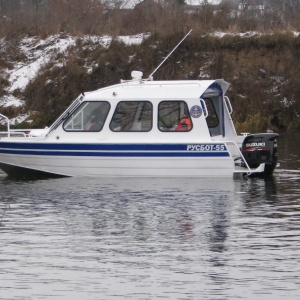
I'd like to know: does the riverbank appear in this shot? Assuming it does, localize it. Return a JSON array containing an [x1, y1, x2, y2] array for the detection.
[[1, 32, 300, 133]]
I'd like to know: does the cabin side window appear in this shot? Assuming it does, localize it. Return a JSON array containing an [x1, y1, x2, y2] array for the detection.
[[63, 101, 110, 132], [204, 98, 219, 128], [158, 101, 193, 132], [203, 97, 222, 136], [110, 101, 152, 132]]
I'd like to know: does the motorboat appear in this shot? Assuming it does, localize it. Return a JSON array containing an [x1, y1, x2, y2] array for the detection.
[[0, 70, 278, 178], [0, 31, 278, 178]]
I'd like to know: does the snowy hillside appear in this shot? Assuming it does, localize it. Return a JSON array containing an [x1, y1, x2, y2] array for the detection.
[[0, 33, 150, 125], [1, 31, 300, 131]]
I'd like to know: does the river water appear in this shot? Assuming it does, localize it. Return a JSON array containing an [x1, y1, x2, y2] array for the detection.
[[0, 134, 300, 300]]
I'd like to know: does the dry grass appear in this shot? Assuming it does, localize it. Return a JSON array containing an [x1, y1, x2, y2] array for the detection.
[[1, 1, 300, 39]]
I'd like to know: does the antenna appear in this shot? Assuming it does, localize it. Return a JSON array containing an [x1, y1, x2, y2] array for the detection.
[[147, 29, 192, 80]]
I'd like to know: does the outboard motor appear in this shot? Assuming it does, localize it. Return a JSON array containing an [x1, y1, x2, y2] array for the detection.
[[241, 133, 279, 176]]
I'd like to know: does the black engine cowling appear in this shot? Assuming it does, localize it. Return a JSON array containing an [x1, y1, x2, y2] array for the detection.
[[241, 133, 279, 175]]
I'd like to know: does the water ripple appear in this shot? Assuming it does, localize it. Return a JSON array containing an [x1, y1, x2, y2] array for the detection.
[[1, 166, 300, 299]]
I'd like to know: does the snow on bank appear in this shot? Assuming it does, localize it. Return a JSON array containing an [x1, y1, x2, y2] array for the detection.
[[9, 114, 30, 126], [6, 32, 150, 93], [212, 31, 300, 38], [0, 95, 24, 107], [8, 35, 77, 92]]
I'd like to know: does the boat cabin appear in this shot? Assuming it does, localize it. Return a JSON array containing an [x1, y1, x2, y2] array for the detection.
[[43, 74, 236, 145]]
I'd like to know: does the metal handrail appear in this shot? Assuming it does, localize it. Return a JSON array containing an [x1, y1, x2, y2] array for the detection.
[[200, 98, 208, 118], [0, 114, 10, 137], [0, 131, 26, 137], [224, 96, 233, 115], [224, 141, 253, 175]]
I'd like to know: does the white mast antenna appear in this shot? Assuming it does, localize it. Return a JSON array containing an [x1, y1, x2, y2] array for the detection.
[[147, 29, 192, 80]]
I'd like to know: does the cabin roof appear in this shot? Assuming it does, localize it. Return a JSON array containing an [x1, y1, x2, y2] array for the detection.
[[83, 79, 229, 101]]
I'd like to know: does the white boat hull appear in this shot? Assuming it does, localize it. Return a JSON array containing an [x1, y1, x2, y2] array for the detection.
[[0, 142, 234, 177]]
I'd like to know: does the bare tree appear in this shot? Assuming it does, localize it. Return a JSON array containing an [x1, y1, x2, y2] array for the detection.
[[32, 0, 45, 11]]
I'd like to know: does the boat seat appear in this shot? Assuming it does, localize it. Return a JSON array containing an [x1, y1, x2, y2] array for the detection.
[[130, 122, 142, 131]]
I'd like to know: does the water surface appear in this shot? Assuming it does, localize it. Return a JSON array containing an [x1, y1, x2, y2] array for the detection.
[[0, 134, 300, 300]]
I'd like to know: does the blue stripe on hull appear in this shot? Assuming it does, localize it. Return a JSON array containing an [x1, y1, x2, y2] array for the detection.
[[0, 142, 230, 157], [0, 142, 227, 151], [0, 149, 229, 157]]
